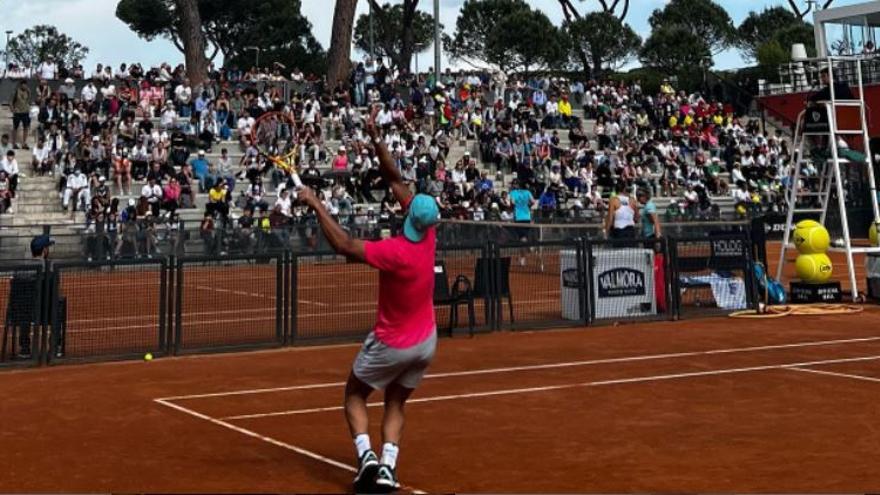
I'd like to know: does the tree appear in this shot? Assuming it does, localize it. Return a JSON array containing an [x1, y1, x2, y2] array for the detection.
[[566, 12, 640, 77], [485, 9, 568, 73], [558, 0, 630, 22], [773, 23, 817, 57], [116, 0, 323, 72], [445, 0, 533, 69], [756, 40, 790, 68], [640, 25, 711, 75], [647, 0, 736, 56], [174, 0, 208, 86], [327, 0, 358, 87], [353, 2, 437, 72], [5, 25, 89, 69], [737, 7, 814, 63], [787, 0, 834, 20], [446, 0, 565, 72], [215, 0, 325, 75], [556, 0, 632, 76]]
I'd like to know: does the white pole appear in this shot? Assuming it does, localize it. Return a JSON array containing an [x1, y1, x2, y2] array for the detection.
[[434, 0, 441, 83]]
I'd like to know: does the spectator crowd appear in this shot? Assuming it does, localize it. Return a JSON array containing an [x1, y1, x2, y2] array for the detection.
[[2, 55, 798, 257]]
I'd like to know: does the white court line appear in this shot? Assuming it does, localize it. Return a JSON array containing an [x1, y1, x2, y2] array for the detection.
[[157, 335, 880, 401], [154, 398, 427, 494], [65, 298, 560, 334], [221, 354, 880, 420], [788, 366, 880, 383]]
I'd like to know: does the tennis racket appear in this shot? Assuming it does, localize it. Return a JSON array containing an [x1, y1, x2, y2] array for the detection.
[[251, 111, 303, 189]]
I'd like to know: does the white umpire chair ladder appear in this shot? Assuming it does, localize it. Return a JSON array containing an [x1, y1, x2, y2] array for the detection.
[[777, 56, 880, 301]]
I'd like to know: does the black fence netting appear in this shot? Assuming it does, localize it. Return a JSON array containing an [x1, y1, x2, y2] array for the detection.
[[175, 254, 283, 353], [495, 240, 584, 330], [587, 238, 672, 324], [0, 264, 44, 367], [292, 252, 377, 343], [670, 233, 756, 319], [0, 229, 761, 368], [51, 259, 166, 362]]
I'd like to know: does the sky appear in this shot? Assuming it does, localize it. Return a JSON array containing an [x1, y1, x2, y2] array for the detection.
[[1, 0, 872, 72]]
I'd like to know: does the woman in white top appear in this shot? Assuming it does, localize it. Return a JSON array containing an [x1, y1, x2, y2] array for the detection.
[[605, 181, 638, 239]]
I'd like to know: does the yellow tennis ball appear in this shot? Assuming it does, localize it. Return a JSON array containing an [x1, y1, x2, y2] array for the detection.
[[144, 353, 153, 362], [793, 220, 830, 254], [736, 204, 747, 215], [795, 253, 833, 284]]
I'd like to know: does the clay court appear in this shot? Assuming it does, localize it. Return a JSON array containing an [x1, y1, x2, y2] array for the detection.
[[2, 241, 879, 492]]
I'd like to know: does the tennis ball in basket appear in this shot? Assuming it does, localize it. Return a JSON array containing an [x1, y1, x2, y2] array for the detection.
[[795, 253, 833, 284], [793, 220, 830, 254], [144, 353, 153, 362]]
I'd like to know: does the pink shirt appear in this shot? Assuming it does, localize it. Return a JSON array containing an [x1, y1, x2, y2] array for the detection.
[[364, 226, 436, 349], [332, 155, 348, 170]]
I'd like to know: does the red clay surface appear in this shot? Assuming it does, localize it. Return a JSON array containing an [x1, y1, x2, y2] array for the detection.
[[2, 240, 879, 492], [2, 310, 880, 492]]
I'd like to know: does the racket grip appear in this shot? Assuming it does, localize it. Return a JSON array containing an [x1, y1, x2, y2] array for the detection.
[[291, 172, 303, 189]]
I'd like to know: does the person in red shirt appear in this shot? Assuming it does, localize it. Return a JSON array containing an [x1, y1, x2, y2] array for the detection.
[[295, 108, 439, 493]]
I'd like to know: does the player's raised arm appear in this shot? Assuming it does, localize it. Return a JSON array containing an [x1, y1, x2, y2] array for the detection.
[[365, 105, 412, 206], [297, 187, 366, 263]]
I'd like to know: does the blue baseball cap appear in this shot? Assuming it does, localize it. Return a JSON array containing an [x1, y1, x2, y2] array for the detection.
[[403, 194, 440, 242], [30, 235, 55, 257]]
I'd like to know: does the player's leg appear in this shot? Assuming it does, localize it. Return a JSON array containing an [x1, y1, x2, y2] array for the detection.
[[375, 332, 436, 492], [346, 336, 386, 493], [373, 382, 412, 492]]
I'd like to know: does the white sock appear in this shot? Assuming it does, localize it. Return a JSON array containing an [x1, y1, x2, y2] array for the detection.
[[354, 433, 372, 458], [381, 442, 399, 469]]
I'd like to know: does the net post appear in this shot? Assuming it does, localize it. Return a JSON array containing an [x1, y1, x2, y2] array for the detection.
[[585, 238, 596, 325], [661, 236, 674, 321], [158, 258, 167, 353], [577, 237, 589, 326], [669, 237, 682, 320], [290, 252, 299, 344], [174, 258, 184, 355], [275, 253, 283, 344], [282, 250, 291, 346]]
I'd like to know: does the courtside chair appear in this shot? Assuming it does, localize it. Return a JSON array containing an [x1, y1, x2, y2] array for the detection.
[[433, 261, 476, 337], [475, 257, 514, 327]]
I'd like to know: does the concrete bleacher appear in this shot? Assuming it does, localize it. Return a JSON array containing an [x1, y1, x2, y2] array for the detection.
[[0, 104, 740, 258]]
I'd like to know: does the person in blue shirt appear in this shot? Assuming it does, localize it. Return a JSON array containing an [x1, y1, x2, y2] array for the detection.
[[538, 187, 557, 214], [477, 171, 493, 194], [189, 150, 210, 192], [509, 180, 535, 224], [637, 189, 662, 239], [509, 179, 536, 249]]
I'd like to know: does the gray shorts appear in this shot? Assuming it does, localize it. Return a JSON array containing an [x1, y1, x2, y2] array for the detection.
[[353, 330, 437, 390]]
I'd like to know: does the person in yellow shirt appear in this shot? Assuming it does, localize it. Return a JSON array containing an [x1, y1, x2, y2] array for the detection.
[[668, 115, 678, 129], [683, 113, 694, 128], [660, 79, 674, 96], [558, 94, 573, 127], [207, 181, 230, 225]]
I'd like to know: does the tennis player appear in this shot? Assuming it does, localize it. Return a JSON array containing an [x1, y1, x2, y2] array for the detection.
[[295, 113, 439, 492]]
